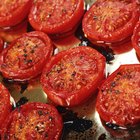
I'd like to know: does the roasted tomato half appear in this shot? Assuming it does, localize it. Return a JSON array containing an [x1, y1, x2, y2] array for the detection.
[[132, 21, 140, 58], [29, 0, 84, 36], [0, 0, 32, 27], [0, 83, 11, 131], [82, 0, 139, 52], [1, 102, 63, 140], [41, 46, 106, 107], [96, 64, 140, 127], [0, 31, 53, 81]]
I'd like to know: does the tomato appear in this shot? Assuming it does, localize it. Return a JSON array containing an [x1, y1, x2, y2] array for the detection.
[[0, 31, 53, 81], [29, 0, 84, 36], [82, 0, 139, 52], [132, 21, 140, 58], [0, 20, 28, 43], [1, 102, 63, 140], [96, 64, 140, 127], [0, 0, 32, 27], [0, 83, 11, 131], [41, 46, 106, 107]]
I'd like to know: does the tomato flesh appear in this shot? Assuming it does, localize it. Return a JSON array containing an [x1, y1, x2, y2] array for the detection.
[[96, 64, 140, 126], [0, 0, 32, 27], [1, 103, 63, 140], [0, 31, 53, 81], [82, 0, 139, 43], [41, 46, 105, 106], [47, 53, 98, 92], [29, 0, 84, 35]]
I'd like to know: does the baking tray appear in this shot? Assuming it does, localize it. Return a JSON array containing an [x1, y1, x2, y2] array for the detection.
[[1, 0, 140, 140]]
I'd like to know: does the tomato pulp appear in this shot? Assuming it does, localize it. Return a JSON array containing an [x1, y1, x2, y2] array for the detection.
[[0, 31, 53, 81], [41, 46, 106, 107], [82, 0, 140, 53], [0, 0, 32, 27], [1, 102, 63, 140], [29, 0, 84, 38], [96, 64, 140, 127]]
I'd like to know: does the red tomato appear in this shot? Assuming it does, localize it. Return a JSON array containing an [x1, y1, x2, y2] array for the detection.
[[0, 83, 11, 131], [132, 21, 140, 58], [82, 0, 139, 52], [29, 0, 84, 36], [1, 102, 63, 140], [96, 64, 140, 127], [0, 19, 28, 43], [41, 46, 106, 107], [0, 0, 32, 27], [0, 31, 53, 81]]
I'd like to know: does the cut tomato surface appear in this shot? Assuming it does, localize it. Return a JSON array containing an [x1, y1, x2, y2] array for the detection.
[[29, 0, 84, 35], [1, 102, 63, 140], [41, 46, 106, 107], [132, 21, 140, 58], [0, 31, 53, 81], [82, 0, 139, 43], [96, 64, 140, 127], [0, 83, 11, 131], [0, 0, 32, 27]]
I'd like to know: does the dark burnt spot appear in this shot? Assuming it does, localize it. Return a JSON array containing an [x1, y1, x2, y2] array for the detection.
[[57, 106, 93, 140], [16, 97, 28, 108]]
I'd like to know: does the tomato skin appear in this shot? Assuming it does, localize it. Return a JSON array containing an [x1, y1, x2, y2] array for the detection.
[[0, 37, 4, 53], [41, 46, 106, 107], [29, 0, 84, 35], [96, 64, 140, 127], [132, 21, 140, 58], [0, 83, 12, 132], [82, 0, 139, 50], [91, 36, 133, 54], [0, 0, 33, 27], [1, 102, 63, 140], [0, 31, 53, 81]]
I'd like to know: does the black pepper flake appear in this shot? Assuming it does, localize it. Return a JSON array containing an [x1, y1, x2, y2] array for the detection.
[[47, 13, 52, 18], [93, 15, 98, 20], [27, 59, 32, 63], [110, 81, 116, 87], [115, 90, 120, 94], [62, 9, 67, 13], [45, 132, 48, 138], [80, 55, 83, 59], [23, 54, 27, 57], [38, 110, 44, 116], [30, 49, 35, 53], [71, 71, 76, 77], [23, 49, 27, 53]]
